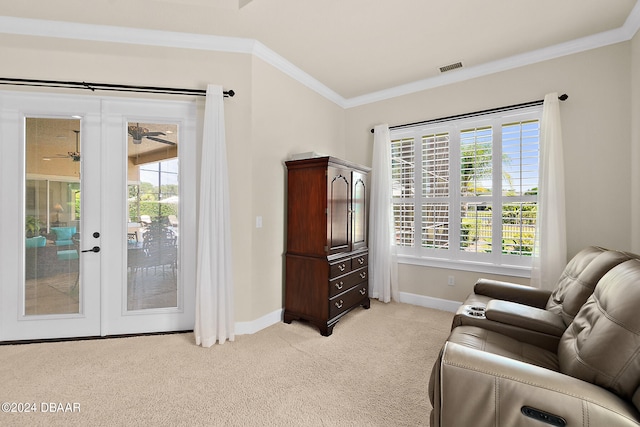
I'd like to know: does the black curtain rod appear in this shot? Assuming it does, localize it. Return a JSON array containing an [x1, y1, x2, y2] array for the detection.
[[370, 93, 568, 133], [0, 77, 235, 98]]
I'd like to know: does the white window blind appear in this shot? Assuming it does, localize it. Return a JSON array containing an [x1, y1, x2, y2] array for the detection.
[[390, 106, 542, 273], [391, 137, 415, 247]]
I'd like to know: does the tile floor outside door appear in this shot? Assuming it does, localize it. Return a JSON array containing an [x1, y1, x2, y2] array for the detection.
[[24, 271, 177, 316]]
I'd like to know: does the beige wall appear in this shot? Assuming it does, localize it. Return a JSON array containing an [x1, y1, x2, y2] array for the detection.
[[632, 31, 640, 253], [346, 42, 634, 302], [246, 57, 346, 319]]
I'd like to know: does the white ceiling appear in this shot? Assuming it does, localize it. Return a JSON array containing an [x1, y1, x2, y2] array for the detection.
[[1, 0, 639, 104]]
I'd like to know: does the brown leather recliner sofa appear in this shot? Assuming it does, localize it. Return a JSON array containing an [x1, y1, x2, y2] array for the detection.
[[429, 254, 640, 426]]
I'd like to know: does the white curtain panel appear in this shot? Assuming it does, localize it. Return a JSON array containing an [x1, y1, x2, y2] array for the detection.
[[369, 124, 399, 302], [195, 84, 235, 347], [531, 92, 567, 290]]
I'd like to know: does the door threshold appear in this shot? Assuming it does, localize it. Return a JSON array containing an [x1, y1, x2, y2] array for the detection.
[[0, 330, 193, 346]]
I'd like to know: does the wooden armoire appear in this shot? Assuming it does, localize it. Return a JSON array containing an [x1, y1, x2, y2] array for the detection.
[[284, 156, 371, 336]]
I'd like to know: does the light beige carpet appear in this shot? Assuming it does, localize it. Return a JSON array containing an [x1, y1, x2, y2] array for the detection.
[[0, 300, 453, 427]]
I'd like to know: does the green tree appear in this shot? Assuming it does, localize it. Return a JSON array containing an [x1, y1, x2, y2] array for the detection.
[[460, 140, 492, 196]]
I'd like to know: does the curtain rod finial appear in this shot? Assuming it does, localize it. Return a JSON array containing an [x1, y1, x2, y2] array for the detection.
[[559, 93, 568, 101]]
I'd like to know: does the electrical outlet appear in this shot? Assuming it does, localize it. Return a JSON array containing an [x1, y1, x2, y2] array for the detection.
[[447, 276, 455, 286]]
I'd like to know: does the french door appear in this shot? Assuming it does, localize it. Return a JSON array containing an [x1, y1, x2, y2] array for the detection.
[[101, 99, 196, 336], [0, 91, 196, 341]]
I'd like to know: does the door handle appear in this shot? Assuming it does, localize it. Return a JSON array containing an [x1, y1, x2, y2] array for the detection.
[[81, 246, 101, 253]]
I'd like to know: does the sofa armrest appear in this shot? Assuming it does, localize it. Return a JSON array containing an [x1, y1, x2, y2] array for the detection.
[[485, 300, 566, 337], [431, 342, 640, 427], [474, 278, 551, 308]]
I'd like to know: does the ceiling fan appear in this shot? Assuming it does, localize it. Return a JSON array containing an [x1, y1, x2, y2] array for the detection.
[[128, 123, 176, 145], [48, 130, 80, 162]]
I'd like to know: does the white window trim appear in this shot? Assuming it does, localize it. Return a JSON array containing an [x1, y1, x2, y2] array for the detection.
[[397, 254, 532, 278], [391, 106, 542, 276]]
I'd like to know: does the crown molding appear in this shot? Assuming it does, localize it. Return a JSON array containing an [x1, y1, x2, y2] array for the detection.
[[1, 6, 639, 110], [250, 40, 345, 106], [0, 15, 348, 106], [0, 16, 255, 53], [344, 7, 640, 108], [344, 30, 625, 108], [623, 1, 640, 39]]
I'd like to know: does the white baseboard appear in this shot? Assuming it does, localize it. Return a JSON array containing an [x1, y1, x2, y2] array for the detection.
[[235, 308, 283, 335], [398, 292, 461, 313]]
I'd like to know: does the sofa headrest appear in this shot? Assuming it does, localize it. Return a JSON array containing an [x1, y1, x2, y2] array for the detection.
[[546, 248, 632, 326], [558, 259, 640, 405]]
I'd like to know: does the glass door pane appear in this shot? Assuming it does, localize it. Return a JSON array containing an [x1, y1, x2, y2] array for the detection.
[[25, 118, 82, 315], [127, 122, 179, 310]]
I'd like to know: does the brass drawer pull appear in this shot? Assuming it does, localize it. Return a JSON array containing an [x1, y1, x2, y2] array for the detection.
[[338, 263, 346, 272], [357, 257, 364, 265], [360, 272, 366, 279], [335, 300, 343, 309], [359, 288, 366, 295], [335, 281, 344, 290]]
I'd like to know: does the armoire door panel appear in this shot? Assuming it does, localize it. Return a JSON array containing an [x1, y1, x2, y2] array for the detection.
[[286, 165, 328, 256], [327, 166, 351, 255], [352, 170, 368, 251]]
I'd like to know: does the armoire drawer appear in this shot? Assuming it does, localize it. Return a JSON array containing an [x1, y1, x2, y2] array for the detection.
[[329, 257, 351, 279], [351, 252, 368, 269], [329, 282, 368, 320], [329, 267, 368, 298]]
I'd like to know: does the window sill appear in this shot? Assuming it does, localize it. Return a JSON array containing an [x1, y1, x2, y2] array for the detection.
[[397, 254, 532, 278]]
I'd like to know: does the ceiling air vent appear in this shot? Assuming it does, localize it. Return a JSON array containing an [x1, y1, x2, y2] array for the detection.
[[439, 61, 463, 73]]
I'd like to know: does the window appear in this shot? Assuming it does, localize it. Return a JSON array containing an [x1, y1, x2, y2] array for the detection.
[[390, 106, 541, 274]]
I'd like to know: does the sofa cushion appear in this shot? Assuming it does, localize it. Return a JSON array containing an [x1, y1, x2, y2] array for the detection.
[[51, 226, 76, 240], [544, 246, 604, 323], [558, 259, 640, 405], [446, 325, 559, 371], [57, 249, 78, 261], [546, 248, 631, 326], [51, 227, 76, 246], [25, 235, 46, 248]]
